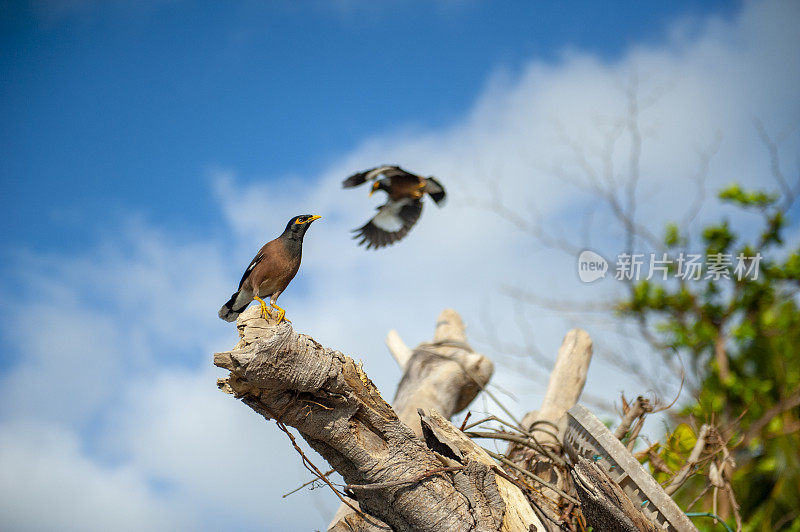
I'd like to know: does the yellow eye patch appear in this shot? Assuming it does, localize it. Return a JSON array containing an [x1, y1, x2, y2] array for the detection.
[[294, 215, 322, 225]]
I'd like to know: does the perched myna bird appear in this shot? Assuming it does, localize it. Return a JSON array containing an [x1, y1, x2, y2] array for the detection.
[[218, 214, 321, 324], [342, 165, 446, 249]]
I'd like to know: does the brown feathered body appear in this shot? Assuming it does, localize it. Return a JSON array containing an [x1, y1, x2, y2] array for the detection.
[[384, 172, 426, 201], [218, 215, 319, 322], [242, 239, 300, 299]]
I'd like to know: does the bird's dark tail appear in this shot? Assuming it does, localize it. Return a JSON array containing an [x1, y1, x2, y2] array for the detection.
[[425, 177, 447, 205], [218, 291, 248, 322]]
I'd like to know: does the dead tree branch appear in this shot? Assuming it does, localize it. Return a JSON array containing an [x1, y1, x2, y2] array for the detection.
[[502, 329, 593, 529], [614, 395, 654, 443], [215, 306, 544, 532], [664, 424, 712, 496]]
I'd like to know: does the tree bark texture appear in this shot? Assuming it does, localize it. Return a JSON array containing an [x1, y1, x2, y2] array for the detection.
[[572, 457, 659, 532], [331, 309, 501, 530], [215, 306, 543, 532]]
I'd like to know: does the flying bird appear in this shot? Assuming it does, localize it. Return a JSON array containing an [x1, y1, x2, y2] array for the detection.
[[342, 165, 446, 249], [218, 214, 321, 324]]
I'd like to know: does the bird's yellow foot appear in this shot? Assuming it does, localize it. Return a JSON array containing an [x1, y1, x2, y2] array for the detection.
[[254, 296, 271, 320], [270, 303, 290, 324]]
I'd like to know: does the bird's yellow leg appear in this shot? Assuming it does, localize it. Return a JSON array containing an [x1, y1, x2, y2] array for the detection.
[[253, 296, 271, 320], [269, 302, 290, 324]]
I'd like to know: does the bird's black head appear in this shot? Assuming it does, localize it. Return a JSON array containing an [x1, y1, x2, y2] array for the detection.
[[368, 179, 390, 197], [283, 214, 322, 241]]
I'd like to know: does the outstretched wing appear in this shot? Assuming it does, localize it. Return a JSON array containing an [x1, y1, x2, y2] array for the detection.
[[424, 177, 446, 205], [352, 199, 423, 249], [342, 165, 409, 188]]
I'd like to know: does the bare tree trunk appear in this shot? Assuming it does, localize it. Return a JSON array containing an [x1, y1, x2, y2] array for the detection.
[[390, 309, 495, 435], [531, 329, 593, 444], [330, 309, 500, 530], [215, 307, 544, 532], [714, 334, 730, 381], [505, 329, 593, 528]]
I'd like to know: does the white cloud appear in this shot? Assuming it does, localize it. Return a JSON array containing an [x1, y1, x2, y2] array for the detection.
[[1, 0, 798, 529], [0, 422, 192, 531], [109, 366, 335, 531]]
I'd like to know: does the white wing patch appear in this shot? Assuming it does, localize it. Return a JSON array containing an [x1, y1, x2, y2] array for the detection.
[[371, 200, 409, 232], [352, 198, 423, 249], [366, 165, 396, 181]]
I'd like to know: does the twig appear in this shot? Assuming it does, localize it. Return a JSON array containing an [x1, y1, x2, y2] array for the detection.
[[656, 362, 685, 412], [464, 414, 560, 443], [282, 469, 335, 498], [465, 431, 565, 467], [492, 463, 574, 531], [484, 449, 579, 505], [459, 411, 472, 431], [726, 484, 742, 532], [625, 416, 647, 451], [741, 385, 800, 445], [275, 421, 362, 515], [561, 502, 578, 532], [416, 343, 526, 432], [665, 424, 710, 496], [685, 484, 711, 511], [614, 395, 653, 441], [754, 119, 794, 205]]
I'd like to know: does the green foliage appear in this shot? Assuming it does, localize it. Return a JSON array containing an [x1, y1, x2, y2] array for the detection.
[[620, 185, 800, 531], [718, 184, 778, 208], [665, 223, 685, 248]]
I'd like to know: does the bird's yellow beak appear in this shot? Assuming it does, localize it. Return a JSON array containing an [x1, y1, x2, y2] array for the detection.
[[369, 182, 380, 197], [294, 215, 322, 225]]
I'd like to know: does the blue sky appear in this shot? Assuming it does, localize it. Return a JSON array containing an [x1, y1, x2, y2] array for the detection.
[[1, 1, 798, 530], [2, 0, 737, 253]]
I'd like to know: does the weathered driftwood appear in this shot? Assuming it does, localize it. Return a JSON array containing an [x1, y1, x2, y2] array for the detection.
[[419, 409, 545, 531], [505, 329, 593, 529], [572, 457, 659, 532], [389, 309, 495, 435], [533, 329, 593, 444], [216, 306, 543, 532], [615, 395, 654, 450], [330, 309, 499, 530], [508, 329, 593, 461]]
